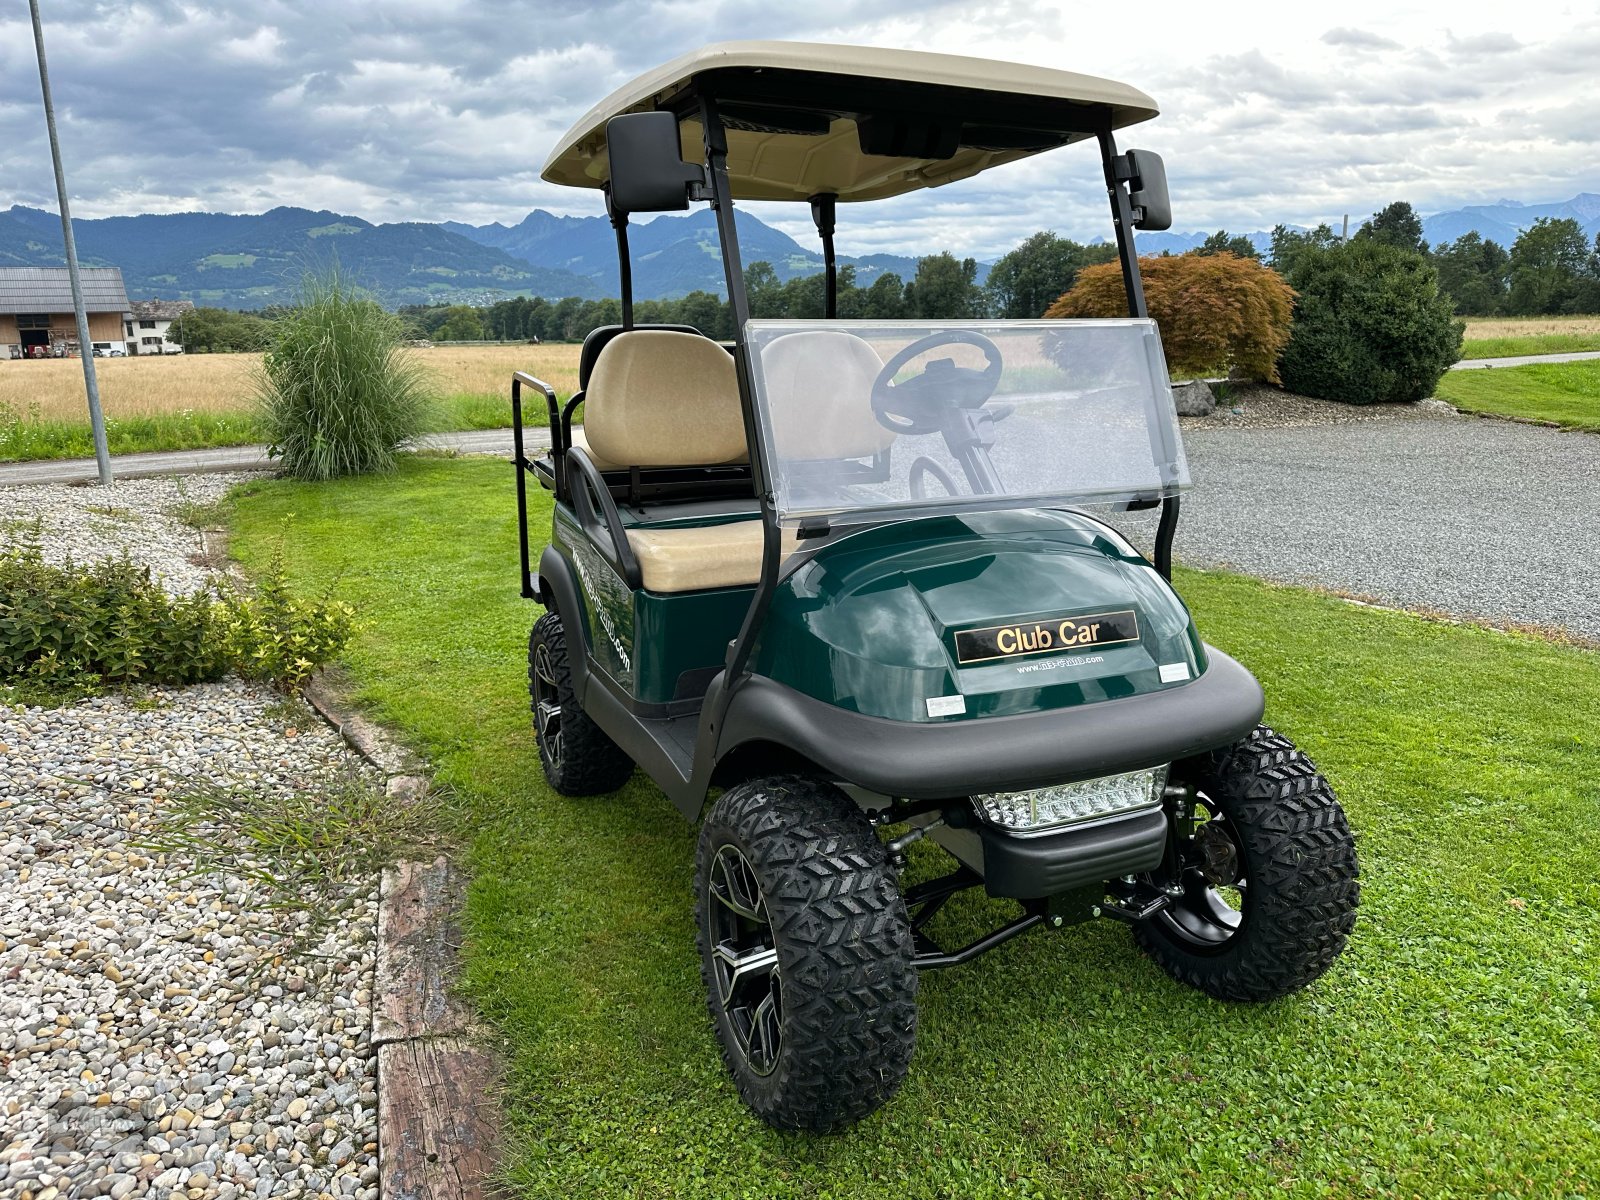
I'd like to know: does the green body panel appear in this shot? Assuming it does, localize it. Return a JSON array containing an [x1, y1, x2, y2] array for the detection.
[[751, 510, 1205, 722], [555, 502, 1203, 721], [552, 503, 755, 705]]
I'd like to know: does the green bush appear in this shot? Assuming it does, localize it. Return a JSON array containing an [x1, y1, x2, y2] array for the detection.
[[257, 266, 435, 480], [0, 543, 353, 697], [1279, 240, 1463, 405]]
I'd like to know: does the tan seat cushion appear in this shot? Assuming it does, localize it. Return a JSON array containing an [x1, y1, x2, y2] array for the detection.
[[758, 330, 894, 460], [626, 520, 800, 592], [568, 426, 623, 472], [583, 330, 748, 468]]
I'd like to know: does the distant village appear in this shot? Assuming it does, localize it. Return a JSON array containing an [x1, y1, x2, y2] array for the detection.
[[0, 266, 189, 360]]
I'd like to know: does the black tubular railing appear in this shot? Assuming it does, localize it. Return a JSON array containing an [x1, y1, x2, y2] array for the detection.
[[511, 370, 561, 600]]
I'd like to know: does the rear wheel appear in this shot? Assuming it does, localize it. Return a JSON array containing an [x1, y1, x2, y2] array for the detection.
[[1134, 725, 1359, 1001], [527, 611, 634, 795], [694, 776, 917, 1131]]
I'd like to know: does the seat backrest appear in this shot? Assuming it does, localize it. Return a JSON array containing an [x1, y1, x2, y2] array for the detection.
[[583, 330, 747, 468], [757, 330, 896, 461], [578, 323, 705, 390]]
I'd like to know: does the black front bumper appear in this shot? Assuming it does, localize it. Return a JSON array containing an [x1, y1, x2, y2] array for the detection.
[[718, 646, 1264, 801]]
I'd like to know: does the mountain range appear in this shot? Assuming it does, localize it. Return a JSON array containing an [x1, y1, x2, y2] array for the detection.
[[2, 192, 1596, 310]]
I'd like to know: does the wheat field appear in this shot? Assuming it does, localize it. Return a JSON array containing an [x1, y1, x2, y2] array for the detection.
[[0, 343, 582, 425], [1461, 315, 1600, 338]]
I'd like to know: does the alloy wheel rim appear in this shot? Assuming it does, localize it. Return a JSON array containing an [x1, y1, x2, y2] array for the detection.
[[1157, 796, 1247, 952], [707, 844, 783, 1076], [531, 643, 563, 766]]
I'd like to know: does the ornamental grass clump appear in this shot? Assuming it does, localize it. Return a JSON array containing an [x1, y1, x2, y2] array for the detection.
[[257, 267, 435, 480]]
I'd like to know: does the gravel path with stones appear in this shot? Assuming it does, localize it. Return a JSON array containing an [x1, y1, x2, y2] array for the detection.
[[0, 475, 254, 595], [0, 474, 382, 1200]]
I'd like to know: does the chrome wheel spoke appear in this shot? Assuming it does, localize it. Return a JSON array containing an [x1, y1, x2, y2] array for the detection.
[[712, 940, 779, 1007], [706, 845, 783, 1077], [711, 849, 766, 923]]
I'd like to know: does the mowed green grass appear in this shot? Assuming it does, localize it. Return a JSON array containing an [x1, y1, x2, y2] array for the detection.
[[1435, 358, 1600, 431], [227, 457, 1600, 1199]]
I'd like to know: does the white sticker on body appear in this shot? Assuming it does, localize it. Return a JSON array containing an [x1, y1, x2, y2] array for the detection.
[[925, 694, 967, 717], [1158, 662, 1191, 683]]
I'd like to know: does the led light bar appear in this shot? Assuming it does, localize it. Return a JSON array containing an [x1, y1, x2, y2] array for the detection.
[[975, 765, 1169, 836]]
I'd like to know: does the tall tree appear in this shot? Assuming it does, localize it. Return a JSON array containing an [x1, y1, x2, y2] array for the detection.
[[1192, 230, 1260, 259], [1430, 232, 1509, 316], [1356, 201, 1426, 254], [858, 272, 907, 319], [984, 231, 1115, 318], [1269, 223, 1339, 276], [1507, 217, 1591, 315], [905, 252, 983, 319]]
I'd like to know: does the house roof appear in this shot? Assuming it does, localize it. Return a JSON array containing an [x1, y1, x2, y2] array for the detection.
[[0, 267, 132, 315], [542, 41, 1160, 202], [129, 298, 195, 321]]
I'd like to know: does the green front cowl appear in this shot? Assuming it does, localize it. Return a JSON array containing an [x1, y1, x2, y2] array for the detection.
[[752, 509, 1206, 723]]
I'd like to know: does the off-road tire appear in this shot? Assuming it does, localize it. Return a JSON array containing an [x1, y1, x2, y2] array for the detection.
[[527, 612, 633, 795], [695, 776, 918, 1131], [1135, 725, 1359, 1002]]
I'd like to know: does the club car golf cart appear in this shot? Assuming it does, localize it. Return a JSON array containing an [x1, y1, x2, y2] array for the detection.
[[510, 42, 1359, 1131]]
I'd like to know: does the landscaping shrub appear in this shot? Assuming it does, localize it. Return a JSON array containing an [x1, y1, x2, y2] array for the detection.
[[1043, 252, 1295, 382], [0, 543, 353, 696], [1278, 240, 1463, 405], [257, 266, 435, 480]]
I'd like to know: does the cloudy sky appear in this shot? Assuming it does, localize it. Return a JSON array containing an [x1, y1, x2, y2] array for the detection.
[[2, 0, 1597, 257]]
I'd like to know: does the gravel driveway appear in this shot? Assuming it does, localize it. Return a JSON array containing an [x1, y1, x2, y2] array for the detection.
[[1124, 407, 1600, 640], [0, 477, 380, 1200]]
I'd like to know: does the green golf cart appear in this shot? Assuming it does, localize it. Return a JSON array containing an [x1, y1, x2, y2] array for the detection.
[[510, 42, 1359, 1131]]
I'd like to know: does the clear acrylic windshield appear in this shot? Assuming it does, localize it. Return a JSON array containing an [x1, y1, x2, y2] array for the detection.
[[744, 319, 1190, 527]]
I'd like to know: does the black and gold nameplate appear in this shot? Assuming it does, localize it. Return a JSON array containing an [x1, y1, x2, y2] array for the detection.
[[954, 609, 1140, 664]]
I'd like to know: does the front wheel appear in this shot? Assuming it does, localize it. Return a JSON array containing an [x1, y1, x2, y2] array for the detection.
[[694, 776, 918, 1131], [1134, 725, 1360, 1001]]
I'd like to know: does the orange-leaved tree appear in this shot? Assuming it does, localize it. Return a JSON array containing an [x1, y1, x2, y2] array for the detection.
[[1043, 252, 1295, 383]]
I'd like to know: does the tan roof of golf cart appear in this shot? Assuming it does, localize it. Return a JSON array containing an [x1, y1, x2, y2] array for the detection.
[[541, 41, 1159, 202]]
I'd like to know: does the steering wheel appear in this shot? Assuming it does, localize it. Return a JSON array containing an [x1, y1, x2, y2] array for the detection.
[[870, 330, 1004, 435]]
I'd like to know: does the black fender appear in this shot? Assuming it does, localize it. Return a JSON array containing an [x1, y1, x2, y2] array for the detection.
[[537, 545, 592, 705]]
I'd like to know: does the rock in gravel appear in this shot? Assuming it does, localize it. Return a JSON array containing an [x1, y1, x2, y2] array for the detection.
[[0, 473, 383, 1200], [1170, 379, 1217, 417]]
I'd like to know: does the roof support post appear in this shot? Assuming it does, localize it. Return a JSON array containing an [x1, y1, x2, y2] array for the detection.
[[603, 185, 634, 329], [808, 193, 838, 318], [30, 0, 111, 486], [1098, 123, 1179, 581], [699, 93, 774, 699]]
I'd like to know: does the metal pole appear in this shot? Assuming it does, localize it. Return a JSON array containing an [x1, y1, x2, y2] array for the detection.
[[30, 0, 112, 486]]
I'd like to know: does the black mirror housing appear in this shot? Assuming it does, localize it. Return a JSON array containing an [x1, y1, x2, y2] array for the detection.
[[1122, 149, 1171, 232], [605, 112, 705, 215]]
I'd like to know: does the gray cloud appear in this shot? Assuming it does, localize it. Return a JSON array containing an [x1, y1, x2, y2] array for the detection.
[[1, 2, 1597, 260], [1321, 27, 1402, 51]]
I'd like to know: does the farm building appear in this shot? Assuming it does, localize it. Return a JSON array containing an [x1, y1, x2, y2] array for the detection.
[[126, 298, 194, 355], [0, 266, 132, 360]]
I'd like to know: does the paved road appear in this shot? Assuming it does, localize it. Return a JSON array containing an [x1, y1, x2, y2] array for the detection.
[[0, 428, 548, 486], [1123, 414, 1600, 640], [1451, 350, 1600, 370]]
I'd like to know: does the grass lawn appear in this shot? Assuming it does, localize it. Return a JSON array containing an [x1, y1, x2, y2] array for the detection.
[[1460, 315, 1600, 360], [1435, 358, 1600, 431], [227, 456, 1600, 1199], [0, 343, 574, 461]]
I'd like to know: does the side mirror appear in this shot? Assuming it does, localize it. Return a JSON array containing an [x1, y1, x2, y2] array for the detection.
[[1122, 149, 1171, 232], [605, 112, 705, 214]]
